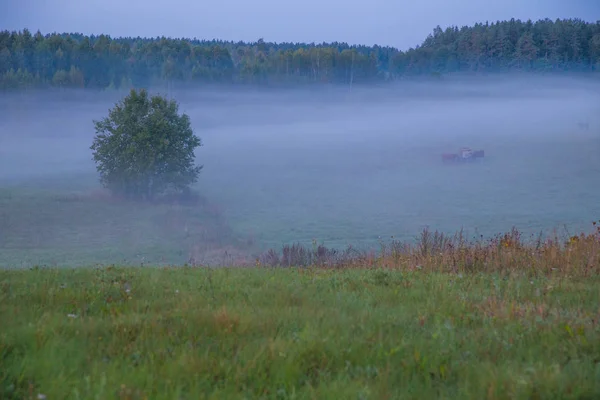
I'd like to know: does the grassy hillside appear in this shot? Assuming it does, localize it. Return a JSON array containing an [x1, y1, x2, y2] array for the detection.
[[2, 222, 600, 398], [1, 265, 599, 399]]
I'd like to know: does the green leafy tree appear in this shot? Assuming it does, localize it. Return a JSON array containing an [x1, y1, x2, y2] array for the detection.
[[90, 89, 203, 200]]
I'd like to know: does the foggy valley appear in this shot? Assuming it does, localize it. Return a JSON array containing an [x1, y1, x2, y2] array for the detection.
[[1, 75, 599, 268], [3, 4, 600, 397]]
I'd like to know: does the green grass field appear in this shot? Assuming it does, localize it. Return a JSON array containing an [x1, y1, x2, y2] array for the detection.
[[2, 266, 600, 399], [2, 169, 600, 399], [0, 176, 253, 269]]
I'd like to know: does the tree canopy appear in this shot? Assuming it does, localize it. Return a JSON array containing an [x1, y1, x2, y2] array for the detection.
[[90, 89, 203, 200], [1, 17, 599, 90]]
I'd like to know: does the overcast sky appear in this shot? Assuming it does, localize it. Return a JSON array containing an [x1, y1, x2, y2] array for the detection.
[[2, 0, 599, 49]]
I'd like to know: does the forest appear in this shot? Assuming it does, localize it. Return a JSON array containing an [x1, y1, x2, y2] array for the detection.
[[1, 17, 599, 90]]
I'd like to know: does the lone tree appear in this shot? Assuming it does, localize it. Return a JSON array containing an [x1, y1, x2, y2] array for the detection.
[[90, 89, 203, 200]]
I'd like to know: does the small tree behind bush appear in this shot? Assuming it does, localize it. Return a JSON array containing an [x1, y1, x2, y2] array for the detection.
[[90, 89, 203, 200]]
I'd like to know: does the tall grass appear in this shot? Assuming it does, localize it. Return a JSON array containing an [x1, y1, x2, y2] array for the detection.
[[1, 222, 599, 399], [2, 264, 600, 399], [256, 222, 600, 276]]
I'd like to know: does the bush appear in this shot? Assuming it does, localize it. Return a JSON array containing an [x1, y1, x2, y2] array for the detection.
[[90, 89, 203, 200]]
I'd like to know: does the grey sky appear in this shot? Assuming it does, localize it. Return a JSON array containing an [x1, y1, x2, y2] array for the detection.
[[2, 0, 599, 49]]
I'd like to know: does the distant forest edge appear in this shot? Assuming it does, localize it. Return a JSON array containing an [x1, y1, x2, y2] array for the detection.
[[1, 18, 600, 90]]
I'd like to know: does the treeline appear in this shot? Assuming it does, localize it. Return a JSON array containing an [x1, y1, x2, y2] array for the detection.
[[1, 17, 599, 90]]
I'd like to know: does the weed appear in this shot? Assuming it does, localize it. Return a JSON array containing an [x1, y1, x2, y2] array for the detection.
[[257, 223, 600, 276]]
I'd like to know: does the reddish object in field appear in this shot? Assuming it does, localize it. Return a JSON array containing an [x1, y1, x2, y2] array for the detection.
[[442, 147, 485, 163]]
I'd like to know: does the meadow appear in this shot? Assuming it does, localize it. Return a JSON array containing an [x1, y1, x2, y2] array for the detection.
[[1, 78, 600, 398], [1, 79, 600, 268], [0, 174, 251, 268], [2, 226, 600, 399]]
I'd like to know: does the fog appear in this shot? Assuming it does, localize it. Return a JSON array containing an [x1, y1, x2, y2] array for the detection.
[[1, 75, 599, 267]]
